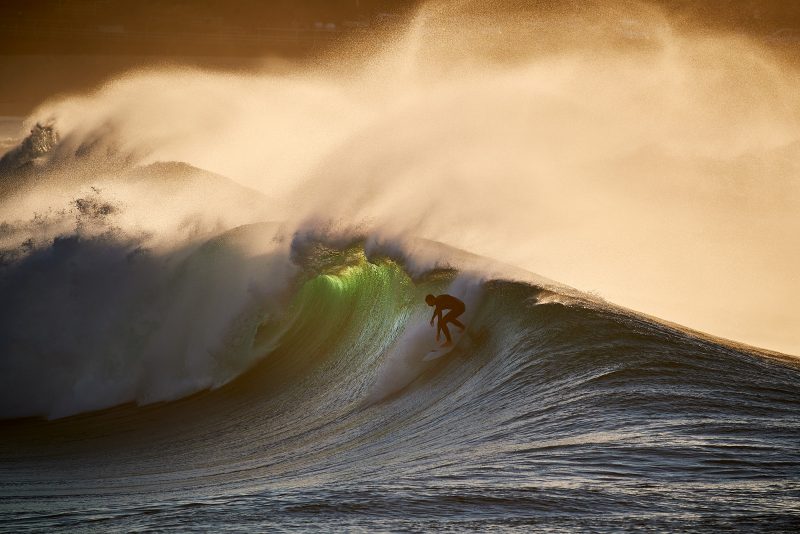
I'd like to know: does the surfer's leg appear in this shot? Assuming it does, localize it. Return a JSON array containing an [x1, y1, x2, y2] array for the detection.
[[444, 311, 465, 331], [440, 321, 452, 344]]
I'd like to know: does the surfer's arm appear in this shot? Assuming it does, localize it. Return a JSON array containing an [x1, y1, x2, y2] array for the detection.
[[430, 307, 439, 325]]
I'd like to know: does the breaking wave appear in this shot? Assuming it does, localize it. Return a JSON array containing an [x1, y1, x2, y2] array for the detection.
[[1, 2, 799, 529]]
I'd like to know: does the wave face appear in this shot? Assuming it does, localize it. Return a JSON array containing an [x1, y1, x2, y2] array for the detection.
[[1, 239, 799, 531]]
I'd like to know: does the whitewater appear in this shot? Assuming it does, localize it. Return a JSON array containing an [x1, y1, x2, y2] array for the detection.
[[1, 1, 799, 531]]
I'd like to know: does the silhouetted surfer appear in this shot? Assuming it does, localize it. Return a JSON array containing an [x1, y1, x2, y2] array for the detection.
[[426, 294, 465, 346]]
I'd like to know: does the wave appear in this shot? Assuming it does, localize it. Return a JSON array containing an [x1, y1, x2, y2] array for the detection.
[[1, 197, 793, 422], [2, 231, 797, 523], [0, 84, 795, 427], [0, 189, 537, 420], [0, 122, 794, 421], [1, 150, 798, 529]]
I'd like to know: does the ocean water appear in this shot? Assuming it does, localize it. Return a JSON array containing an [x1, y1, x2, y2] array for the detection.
[[2, 2, 800, 531], [1, 231, 799, 532]]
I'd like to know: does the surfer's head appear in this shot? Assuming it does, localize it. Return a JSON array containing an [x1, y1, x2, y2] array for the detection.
[[425, 294, 436, 306]]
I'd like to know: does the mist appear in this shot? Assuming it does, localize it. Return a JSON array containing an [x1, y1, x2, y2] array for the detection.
[[16, 0, 800, 356]]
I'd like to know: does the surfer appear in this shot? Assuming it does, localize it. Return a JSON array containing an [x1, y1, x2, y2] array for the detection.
[[426, 294, 465, 346]]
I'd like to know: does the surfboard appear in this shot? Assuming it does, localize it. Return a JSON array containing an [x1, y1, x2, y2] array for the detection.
[[423, 327, 468, 361], [423, 345, 455, 361], [422, 326, 488, 362]]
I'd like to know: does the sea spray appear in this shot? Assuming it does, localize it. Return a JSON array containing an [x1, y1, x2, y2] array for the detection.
[[14, 1, 799, 353]]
